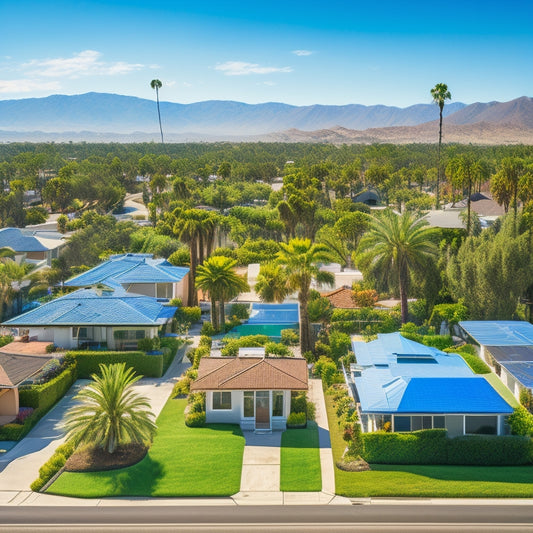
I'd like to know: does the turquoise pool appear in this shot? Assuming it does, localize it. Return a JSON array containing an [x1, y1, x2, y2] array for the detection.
[[224, 323, 299, 340]]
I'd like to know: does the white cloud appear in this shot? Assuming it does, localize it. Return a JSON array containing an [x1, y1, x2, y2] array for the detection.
[[214, 61, 292, 76], [23, 50, 144, 78], [0, 79, 61, 94], [260, 81, 276, 86], [292, 50, 313, 56]]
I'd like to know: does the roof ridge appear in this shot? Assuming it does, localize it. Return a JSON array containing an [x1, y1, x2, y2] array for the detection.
[[193, 358, 235, 386], [218, 358, 264, 386]]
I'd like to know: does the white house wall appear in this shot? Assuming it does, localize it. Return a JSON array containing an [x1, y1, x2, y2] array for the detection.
[[205, 390, 242, 424]]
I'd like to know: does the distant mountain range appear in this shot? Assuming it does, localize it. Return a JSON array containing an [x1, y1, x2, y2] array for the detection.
[[0, 93, 532, 144]]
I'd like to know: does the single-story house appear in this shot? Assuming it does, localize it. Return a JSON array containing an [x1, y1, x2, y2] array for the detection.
[[0, 227, 65, 267], [459, 320, 533, 399], [190, 354, 308, 431], [0, 353, 51, 422], [64, 253, 190, 303], [349, 332, 513, 437], [2, 286, 177, 351], [322, 287, 358, 309]]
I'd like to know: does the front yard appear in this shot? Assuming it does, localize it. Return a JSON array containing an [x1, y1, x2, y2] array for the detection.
[[280, 422, 321, 492], [325, 392, 533, 498], [47, 398, 245, 498]]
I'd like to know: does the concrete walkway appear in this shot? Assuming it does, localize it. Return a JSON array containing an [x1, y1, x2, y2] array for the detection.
[[0, 343, 191, 493]]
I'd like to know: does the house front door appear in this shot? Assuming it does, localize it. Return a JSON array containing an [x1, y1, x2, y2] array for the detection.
[[255, 391, 270, 429]]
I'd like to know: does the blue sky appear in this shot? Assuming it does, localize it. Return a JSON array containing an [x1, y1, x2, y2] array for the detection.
[[1, 0, 531, 107]]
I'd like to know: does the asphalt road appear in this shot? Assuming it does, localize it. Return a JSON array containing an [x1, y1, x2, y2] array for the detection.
[[1, 504, 533, 532]]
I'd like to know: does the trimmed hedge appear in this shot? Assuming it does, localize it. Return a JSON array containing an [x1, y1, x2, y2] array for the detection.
[[68, 351, 165, 378], [30, 441, 76, 492], [362, 430, 448, 465], [361, 430, 533, 466], [459, 353, 491, 374], [447, 435, 533, 466], [19, 362, 77, 412], [0, 362, 78, 441]]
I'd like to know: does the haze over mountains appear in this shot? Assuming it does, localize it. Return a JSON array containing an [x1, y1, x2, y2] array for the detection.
[[0, 93, 532, 144]]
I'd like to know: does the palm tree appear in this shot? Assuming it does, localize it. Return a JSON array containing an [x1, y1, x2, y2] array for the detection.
[[274, 238, 334, 353], [255, 263, 290, 303], [431, 83, 452, 209], [64, 363, 156, 454], [356, 210, 439, 324], [195, 256, 249, 330], [150, 79, 164, 144]]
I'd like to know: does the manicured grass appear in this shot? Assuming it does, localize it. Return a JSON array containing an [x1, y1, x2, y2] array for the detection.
[[47, 398, 245, 498], [483, 374, 520, 408], [280, 422, 322, 492], [324, 390, 533, 498]]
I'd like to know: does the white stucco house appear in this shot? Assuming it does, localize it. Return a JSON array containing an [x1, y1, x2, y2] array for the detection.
[[190, 353, 308, 431]]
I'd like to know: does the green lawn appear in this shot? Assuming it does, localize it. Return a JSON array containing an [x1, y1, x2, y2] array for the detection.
[[47, 398, 245, 498], [324, 391, 533, 498], [280, 422, 322, 492]]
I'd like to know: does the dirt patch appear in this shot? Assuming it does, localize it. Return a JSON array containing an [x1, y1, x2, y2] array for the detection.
[[64, 443, 148, 472]]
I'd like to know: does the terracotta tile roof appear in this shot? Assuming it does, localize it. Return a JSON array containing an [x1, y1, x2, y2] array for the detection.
[[322, 287, 359, 309], [190, 357, 308, 391], [0, 353, 52, 388]]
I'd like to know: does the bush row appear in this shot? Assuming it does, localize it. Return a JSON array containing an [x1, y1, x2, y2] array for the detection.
[[361, 430, 533, 466], [0, 361, 78, 441], [30, 441, 76, 492], [330, 308, 401, 335], [68, 351, 166, 378]]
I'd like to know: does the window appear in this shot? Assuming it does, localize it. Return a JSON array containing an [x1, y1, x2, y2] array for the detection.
[[113, 330, 146, 340], [73, 327, 89, 339], [272, 391, 284, 417], [213, 391, 232, 410], [243, 391, 254, 417], [394, 416, 411, 432], [433, 416, 446, 428], [465, 415, 497, 435]]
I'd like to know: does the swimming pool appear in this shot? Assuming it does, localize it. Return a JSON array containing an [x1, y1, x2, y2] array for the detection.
[[224, 322, 299, 340]]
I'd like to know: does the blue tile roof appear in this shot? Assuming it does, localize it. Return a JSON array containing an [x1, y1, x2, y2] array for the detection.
[[352, 332, 513, 415], [3, 287, 177, 327], [0, 227, 48, 252], [64, 253, 189, 287], [459, 321, 533, 346]]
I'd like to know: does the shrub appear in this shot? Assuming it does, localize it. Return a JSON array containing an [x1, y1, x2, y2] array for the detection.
[[508, 406, 533, 437], [314, 340, 332, 357], [291, 391, 307, 413], [176, 306, 202, 324], [287, 412, 307, 427], [200, 322, 216, 336], [520, 388, 533, 412], [198, 335, 212, 348], [421, 335, 453, 351], [306, 400, 316, 421], [185, 411, 206, 427], [229, 303, 250, 320], [45, 343, 56, 354], [328, 331, 351, 363], [193, 345, 210, 369], [172, 376, 192, 397], [265, 342, 291, 357], [330, 308, 401, 335], [30, 441, 76, 492], [447, 435, 533, 466], [221, 335, 269, 357], [15, 407, 34, 424], [280, 328, 299, 346], [0, 335, 13, 348], [362, 430, 448, 465], [69, 351, 164, 378], [137, 338, 153, 352]]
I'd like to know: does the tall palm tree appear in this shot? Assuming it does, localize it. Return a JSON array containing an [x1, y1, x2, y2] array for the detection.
[[195, 256, 249, 330], [150, 79, 164, 144], [275, 238, 334, 353], [431, 83, 452, 209], [64, 363, 157, 454], [356, 210, 439, 323]]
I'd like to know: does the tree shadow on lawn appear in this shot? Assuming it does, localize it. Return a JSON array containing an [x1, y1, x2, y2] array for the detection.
[[107, 454, 165, 496], [369, 464, 533, 484]]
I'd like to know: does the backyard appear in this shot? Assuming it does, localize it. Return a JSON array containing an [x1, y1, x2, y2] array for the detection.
[[47, 397, 245, 498], [325, 391, 533, 498]]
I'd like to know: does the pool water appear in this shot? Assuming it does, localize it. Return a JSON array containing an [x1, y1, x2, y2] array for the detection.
[[225, 323, 299, 340]]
